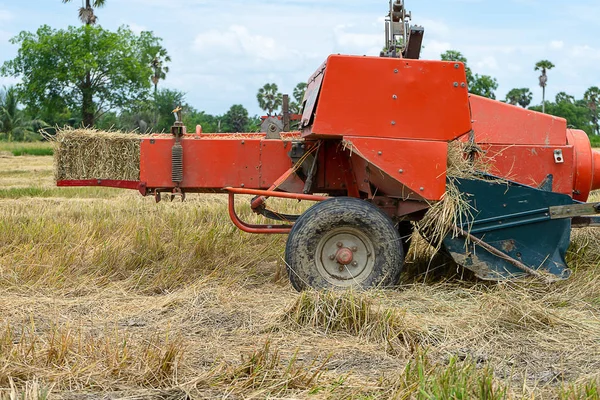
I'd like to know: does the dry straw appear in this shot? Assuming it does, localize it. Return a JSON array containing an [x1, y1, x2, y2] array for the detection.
[[415, 140, 485, 251], [53, 128, 143, 181]]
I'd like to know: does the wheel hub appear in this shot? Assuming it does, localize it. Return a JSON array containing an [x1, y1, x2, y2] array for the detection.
[[315, 228, 375, 286], [335, 248, 354, 265]]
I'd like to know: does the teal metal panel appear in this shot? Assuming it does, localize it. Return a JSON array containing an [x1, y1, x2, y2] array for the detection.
[[443, 178, 573, 280]]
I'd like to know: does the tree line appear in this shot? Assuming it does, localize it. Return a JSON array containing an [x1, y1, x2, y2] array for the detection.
[[441, 51, 599, 136], [0, 0, 598, 140]]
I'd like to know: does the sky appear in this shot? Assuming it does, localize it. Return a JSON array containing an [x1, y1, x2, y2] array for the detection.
[[0, 0, 598, 116]]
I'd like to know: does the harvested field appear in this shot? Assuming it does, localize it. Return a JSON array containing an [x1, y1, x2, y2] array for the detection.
[[0, 154, 599, 399]]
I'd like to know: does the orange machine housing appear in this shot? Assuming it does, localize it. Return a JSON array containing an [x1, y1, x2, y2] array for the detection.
[[59, 54, 600, 209]]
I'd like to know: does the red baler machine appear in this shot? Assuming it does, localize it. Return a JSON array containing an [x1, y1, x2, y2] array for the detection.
[[59, 1, 600, 290]]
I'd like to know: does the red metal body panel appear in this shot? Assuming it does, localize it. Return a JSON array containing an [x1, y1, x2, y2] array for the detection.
[[566, 129, 600, 202], [343, 136, 447, 201], [315, 142, 353, 193], [470, 95, 567, 146], [303, 55, 472, 141], [140, 135, 296, 191], [482, 145, 574, 196]]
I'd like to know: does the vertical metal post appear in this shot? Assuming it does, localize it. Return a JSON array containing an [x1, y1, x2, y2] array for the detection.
[[283, 94, 290, 132]]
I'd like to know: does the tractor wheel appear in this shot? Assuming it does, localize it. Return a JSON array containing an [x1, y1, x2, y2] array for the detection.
[[285, 197, 404, 291]]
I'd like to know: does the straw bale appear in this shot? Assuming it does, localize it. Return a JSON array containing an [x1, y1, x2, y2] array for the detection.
[[54, 129, 143, 181]]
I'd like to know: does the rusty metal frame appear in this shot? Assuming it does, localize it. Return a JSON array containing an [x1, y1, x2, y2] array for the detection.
[[225, 188, 328, 234], [57, 179, 147, 195]]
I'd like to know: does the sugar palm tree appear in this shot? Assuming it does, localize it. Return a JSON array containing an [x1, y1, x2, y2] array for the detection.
[[257, 83, 283, 116], [584, 87, 600, 135], [151, 51, 171, 93], [62, 0, 106, 25], [535, 60, 555, 113]]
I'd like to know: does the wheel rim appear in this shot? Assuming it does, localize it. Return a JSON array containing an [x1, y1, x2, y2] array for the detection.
[[314, 227, 376, 287]]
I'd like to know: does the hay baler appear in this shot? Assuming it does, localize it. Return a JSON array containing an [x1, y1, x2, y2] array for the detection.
[[58, 1, 600, 290]]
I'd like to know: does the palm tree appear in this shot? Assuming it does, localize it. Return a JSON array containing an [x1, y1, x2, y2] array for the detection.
[[151, 51, 171, 93], [584, 87, 600, 135], [0, 86, 45, 141], [505, 88, 533, 108], [555, 92, 575, 104], [290, 82, 307, 114], [535, 60, 555, 113], [62, 0, 106, 25], [257, 83, 283, 116]]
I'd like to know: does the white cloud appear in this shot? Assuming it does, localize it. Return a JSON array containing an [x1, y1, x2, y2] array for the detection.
[[421, 40, 452, 59], [0, 30, 11, 42], [550, 40, 564, 50], [475, 56, 498, 71], [127, 23, 147, 35], [0, 9, 13, 22], [193, 25, 287, 62], [333, 25, 381, 55]]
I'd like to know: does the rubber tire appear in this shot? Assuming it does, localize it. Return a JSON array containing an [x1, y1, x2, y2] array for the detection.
[[285, 197, 404, 291]]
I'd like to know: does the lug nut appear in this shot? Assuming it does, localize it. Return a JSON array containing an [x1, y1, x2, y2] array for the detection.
[[329, 255, 336, 260], [352, 261, 358, 267], [336, 242, 343, 248], [351, 246, 358, 252], [338, 266, 344, 272]]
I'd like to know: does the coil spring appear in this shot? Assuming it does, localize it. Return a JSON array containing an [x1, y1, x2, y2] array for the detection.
[[171, 142, 183, 183]]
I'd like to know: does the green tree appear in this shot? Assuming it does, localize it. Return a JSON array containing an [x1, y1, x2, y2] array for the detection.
[[1, 25, 168, 127], [0, 86, 45, 141], [153, 88, 184, 131], [290, 82, 307, 114], [222, 104, 249, 133], [556, 92, 575, 104], [62, 0, 106, 25], [257, 83, 282, 116], [150, 50, 171, 93], [530, 100, 593, 135], [505, 88, 533, 108], [247, 115, 262, 132], [440, 50, 498, 99], [469, 75, 499, 100], [535, 60, 555, 113], [584, 87, 600, 135], [118, 88, 184, 133], [184, 109, 219, 133]]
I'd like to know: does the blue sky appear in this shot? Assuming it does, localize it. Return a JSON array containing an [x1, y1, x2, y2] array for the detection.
[[0, 0, 598, 116]]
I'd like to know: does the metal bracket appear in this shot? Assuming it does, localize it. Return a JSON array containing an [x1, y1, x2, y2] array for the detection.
[[288, 141, 306, 166], [554, 149, 564, 164]]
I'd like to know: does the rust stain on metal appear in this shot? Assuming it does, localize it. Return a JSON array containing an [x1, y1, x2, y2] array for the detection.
[[502, 239, 516, 253]]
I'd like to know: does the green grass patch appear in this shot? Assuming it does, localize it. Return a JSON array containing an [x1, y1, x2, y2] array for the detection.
[[589, 135, 600, 148], [0, 141, 54, 156]]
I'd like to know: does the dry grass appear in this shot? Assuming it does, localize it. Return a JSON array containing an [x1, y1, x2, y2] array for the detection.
[[282, 290, 427, 355], [0, 154, 599, 398], [414, 140, 487, 252], [53, 129, 142, 181]]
